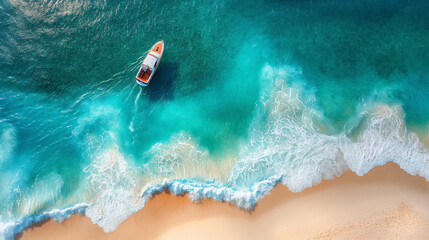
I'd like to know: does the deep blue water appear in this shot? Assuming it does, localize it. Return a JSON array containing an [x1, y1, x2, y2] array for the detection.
[[0, 0, 428, 238]]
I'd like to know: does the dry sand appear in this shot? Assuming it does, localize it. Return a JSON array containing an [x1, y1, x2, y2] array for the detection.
[[19, 163, 429, 240]]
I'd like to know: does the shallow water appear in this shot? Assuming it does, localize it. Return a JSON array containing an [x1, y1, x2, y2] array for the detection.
[[0, 0, 428, 238]]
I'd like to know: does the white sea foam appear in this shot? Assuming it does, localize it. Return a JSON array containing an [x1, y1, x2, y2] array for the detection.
[[80, 64, 429, 234], [0, 203, 88, 240], [4, 64, 429, 238], [144, 133, 233, 182], [341, 106, 429, 178], [84, 148, 143, 233], [144, 133, 210, 179], [231, 64, 429, 193], [82, 133, 236, 233], [230, 65, 347, 192]]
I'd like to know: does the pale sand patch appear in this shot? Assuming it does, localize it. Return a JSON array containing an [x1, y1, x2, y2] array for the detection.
[[19, 163, 429, 240], [314, 203, 428, 240]]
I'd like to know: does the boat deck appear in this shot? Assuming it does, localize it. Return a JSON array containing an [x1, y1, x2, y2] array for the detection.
[[137, 68, 152, 83]]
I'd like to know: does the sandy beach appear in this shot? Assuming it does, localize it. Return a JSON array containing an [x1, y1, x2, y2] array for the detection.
[[19, 163, 429, 240]]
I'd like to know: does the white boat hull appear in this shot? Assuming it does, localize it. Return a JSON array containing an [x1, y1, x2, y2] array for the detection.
[[136, 40, 164, 86]]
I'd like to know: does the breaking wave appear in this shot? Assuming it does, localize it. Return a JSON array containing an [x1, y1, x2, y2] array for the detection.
[[2, 64, 429, 239], [0, 204, 88, 240]]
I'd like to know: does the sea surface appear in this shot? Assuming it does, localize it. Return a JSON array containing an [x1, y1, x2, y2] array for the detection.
[[1, 0, 428, 238]]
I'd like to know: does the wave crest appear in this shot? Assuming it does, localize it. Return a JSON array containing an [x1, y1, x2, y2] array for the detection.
[[4, 64, 429, 238], [84, 148, 142, 232], [341, 105, 429, 177], [230, 65, 347, 192]]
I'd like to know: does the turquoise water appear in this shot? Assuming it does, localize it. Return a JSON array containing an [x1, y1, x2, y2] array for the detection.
[[1, 0, 429, 238]]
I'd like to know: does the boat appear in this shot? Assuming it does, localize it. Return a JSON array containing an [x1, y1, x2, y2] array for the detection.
[[136, 40, 164, 86]]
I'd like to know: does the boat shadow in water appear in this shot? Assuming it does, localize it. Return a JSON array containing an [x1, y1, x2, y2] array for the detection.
[[145, 62, 178, 101]]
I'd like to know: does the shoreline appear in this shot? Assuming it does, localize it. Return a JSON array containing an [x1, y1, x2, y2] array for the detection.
[[19, 162, 429, 239]]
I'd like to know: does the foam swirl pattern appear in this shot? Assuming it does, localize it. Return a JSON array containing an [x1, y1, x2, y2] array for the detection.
[[1, 0, 428, 239]]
